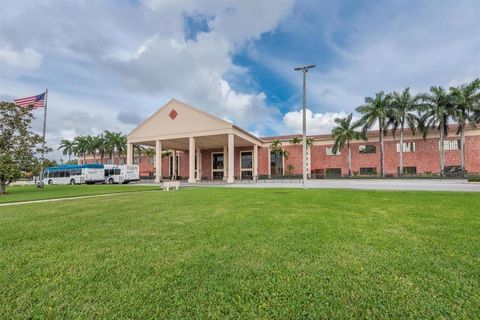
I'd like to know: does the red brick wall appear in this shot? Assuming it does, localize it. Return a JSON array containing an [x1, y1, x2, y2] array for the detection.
[[82, 134, 480, 178]]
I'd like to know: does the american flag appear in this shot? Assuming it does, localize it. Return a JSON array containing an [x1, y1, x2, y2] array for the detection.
[[14, 92, 46, 109]]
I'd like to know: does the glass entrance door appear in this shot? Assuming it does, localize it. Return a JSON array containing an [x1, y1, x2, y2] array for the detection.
[[240, 151, 253, 180], [212, 153, 224, 180]]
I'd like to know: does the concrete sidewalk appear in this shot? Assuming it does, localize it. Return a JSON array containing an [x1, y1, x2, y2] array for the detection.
[[138, 179, 480, 192]]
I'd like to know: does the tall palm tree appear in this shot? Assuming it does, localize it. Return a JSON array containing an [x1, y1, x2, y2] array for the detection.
[[331, 113, 366, 176], [84, 135, 99, 162], [104, 131, 127, 164], [450, 78, 480, 174], [58, 139, 75, 162], [73, 135, 89, 164], [388, 88, 423, 177], [420, 86, 455, 177], [95, 133, 107, 164], [356, 91, 391, 177]]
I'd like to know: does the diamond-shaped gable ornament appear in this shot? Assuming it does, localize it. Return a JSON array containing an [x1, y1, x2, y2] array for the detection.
[[169, 109, 178, 120]]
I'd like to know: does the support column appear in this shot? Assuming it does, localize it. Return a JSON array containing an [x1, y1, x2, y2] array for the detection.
[[188, 137, 196, 183], [172, 150, 177, 180], [223, 145, 228, 181], [227, 133, 234, 183], [155, 140, 162, 183], [196, 148, 201, 181], [253, 144, 258, 181], [127, 143, 133, 165]]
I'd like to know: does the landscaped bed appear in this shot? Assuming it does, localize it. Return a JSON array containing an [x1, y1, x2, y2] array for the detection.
[[0, 188, 478, 318]]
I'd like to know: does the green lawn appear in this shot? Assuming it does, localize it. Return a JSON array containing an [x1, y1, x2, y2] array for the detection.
[[0, 188, 478, 319], [0, 184, 159, 203]]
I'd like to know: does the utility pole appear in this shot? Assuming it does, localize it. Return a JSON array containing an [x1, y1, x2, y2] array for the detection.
[[294, 65, 315, 189]]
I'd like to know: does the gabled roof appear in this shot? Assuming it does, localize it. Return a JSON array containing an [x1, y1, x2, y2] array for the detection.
[[128, 99, 236, 140]]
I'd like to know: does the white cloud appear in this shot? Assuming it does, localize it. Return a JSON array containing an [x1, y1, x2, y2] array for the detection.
[[0, 47, 42, 73], [283, 109, 348, 135]]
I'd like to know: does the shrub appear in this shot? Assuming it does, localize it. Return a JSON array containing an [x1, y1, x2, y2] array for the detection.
[[468, 175, 480, 182]]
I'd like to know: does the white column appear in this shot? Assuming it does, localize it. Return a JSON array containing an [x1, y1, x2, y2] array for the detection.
[[227, 133, 234, 183], [126, 143, 133, 165], [172, 150, 177, 180], [223, 145, 228, 181], [188, 137, 196, 183], [196, 148, 201, 181], [267, 147, 271, 178], [253, 144, 258, 181], [155, 140, 162, 183]]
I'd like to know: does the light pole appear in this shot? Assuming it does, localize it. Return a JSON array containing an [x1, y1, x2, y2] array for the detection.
[[294, 64, 315, 189]]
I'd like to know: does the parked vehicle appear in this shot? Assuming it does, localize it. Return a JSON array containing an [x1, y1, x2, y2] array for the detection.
[[104, 165, 140, 184], [43, 164, 105, 185]]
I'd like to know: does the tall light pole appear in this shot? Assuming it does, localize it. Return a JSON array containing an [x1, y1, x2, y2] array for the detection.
[[294, 64, 315, 189]]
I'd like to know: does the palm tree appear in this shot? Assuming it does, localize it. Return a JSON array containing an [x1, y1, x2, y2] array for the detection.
[[290, 137, 301, 147], [95, 133, 107, 164], [356, 91, 391, 177], [58, 139, 75, 162], [388, 88, 423, 177], [104, 131, 127, 164], [73, 135, 89, 164], [84, 135, 99, 162], [450, 79, 480, 174], [331, 113, 366, 176], [420, 86, 455, 177]]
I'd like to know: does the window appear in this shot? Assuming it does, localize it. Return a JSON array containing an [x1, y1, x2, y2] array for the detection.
[[326, 147, 340, 156], [53, 171, 60, 178], [359, 145, 376, 154], [325, 168, 341, 177], [360, 167, 377, 175], [444, 165, 462, 173], [134, 157, 140, 164], [119, 158, 126, 165], [106, 159, 113, 164], [398, 166, 417, 175], [396, 142, 416, 152], [169, 155, 180, 177], [149, 157, 154, 164], [441, 140, 460, 151], [270, 151, 283, 176]]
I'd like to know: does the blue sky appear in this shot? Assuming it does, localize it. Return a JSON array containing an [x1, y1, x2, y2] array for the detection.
[[0, 0, 479, 160]]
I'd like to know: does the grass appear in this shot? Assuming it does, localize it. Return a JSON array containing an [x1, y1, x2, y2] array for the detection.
[[0, 188, 479, 319], [0, 184, 159, 204]]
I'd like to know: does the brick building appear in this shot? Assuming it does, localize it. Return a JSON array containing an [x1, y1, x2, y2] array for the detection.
[[83, 99, 480, 181]]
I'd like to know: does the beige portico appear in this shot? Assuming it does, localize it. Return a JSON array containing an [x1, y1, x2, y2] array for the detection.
[[127, 99, 262, 183]]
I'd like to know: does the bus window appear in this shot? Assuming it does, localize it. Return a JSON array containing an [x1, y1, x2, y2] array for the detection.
[[59, 171, 65, 178], [53, 171, 59, 178], [66, 170, 70, 177], [114, 169, 121, 175]]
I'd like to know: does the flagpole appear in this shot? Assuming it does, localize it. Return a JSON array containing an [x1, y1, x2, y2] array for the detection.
[[38, 89, 48, 188]]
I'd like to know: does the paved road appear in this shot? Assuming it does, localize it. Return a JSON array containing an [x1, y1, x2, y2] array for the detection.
[[142, 179, 480, 192]]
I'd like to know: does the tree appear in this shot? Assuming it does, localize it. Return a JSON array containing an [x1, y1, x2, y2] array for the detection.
[[95, 133, 107, 164], [450, 79, 480, 174], [104, 131, 127, 164], [58, 139, 75, 162], [290, 137, 301, 147], [0, 102, 43, 194], [356, 91, 391, 177], [420, 86, 455, 177], [73, 135, 89, 164], [331, 113, 365, 176], [388, 88, 423, 176]]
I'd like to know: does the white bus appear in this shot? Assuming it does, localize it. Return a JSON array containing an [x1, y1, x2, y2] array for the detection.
[[104, 165, 140, 184], [42, 164, 105, 185]]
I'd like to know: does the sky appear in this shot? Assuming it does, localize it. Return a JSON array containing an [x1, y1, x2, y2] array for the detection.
[[0, 0, 479, 161]]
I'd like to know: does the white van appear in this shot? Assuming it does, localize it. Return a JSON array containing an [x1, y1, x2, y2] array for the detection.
[[104, 165, 140, 184]]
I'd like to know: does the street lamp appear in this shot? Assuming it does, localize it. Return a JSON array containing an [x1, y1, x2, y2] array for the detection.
[[294, 64, 315, 189]]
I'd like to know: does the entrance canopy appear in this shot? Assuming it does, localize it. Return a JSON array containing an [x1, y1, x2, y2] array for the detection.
[[126, 99, 264, 183]]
